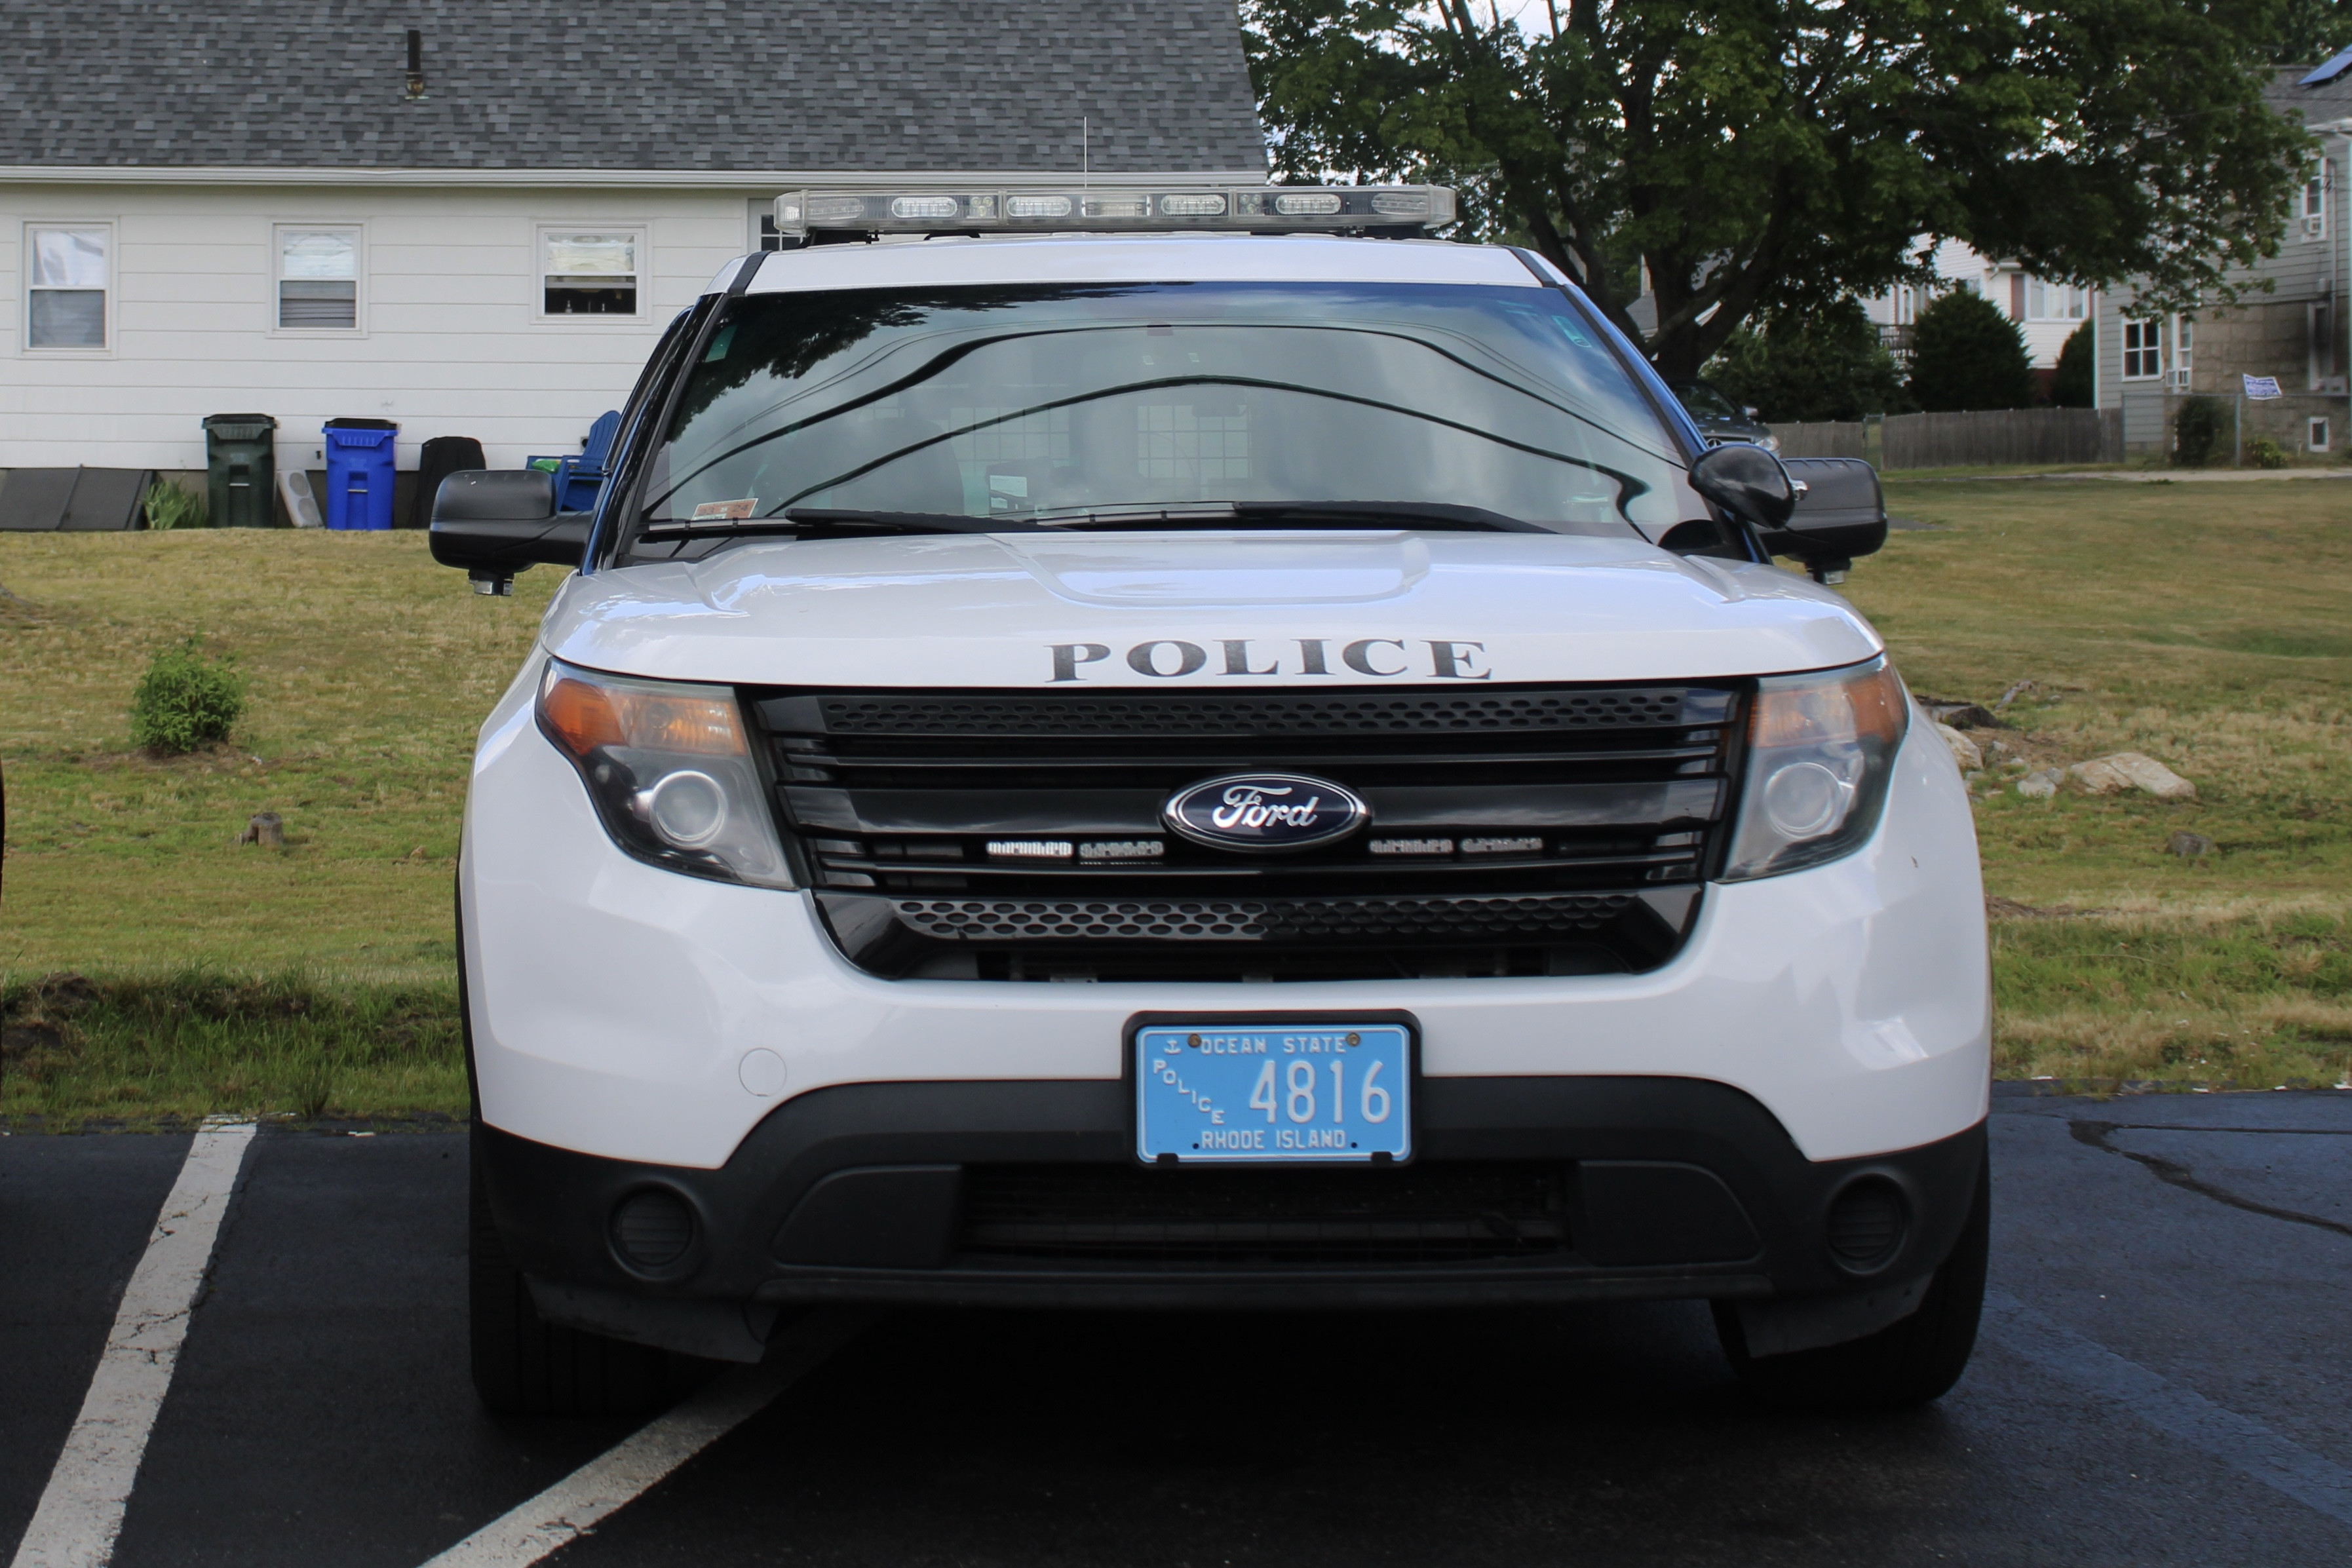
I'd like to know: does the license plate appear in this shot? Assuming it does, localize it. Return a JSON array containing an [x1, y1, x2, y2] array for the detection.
[[1134, 1022, 1413, 1164]]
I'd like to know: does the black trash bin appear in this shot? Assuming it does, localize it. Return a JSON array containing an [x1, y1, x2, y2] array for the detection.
[[202, 413, 279, 529], [410, 436, 487, 529]]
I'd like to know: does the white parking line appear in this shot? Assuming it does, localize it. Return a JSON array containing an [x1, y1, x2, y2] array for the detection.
[[1984, 1290, 2352, 1528], [9, 1117, 258, 1568], [418, 1309, 867, 1568]]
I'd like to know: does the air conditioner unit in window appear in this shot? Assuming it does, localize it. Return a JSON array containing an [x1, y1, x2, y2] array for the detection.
[[2306, 214, 2328, 237], [2166, 368, 2193, 390]]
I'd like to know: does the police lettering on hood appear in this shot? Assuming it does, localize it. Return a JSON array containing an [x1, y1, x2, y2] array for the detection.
[[1047, 638, 1492, 683]]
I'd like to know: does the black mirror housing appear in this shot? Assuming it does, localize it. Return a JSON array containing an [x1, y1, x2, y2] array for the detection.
[[1689, 442, 1797, 531], [428, 470, 592, 582], [1762, 457, 1889, 580]]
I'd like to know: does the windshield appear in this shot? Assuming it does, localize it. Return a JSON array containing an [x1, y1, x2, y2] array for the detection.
[[1670, 381, 1742, 423], [634, 281, 1693, 537]]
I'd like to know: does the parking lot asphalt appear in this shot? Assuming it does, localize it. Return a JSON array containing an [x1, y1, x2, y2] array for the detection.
[[7, 1086, 2352, 1567]]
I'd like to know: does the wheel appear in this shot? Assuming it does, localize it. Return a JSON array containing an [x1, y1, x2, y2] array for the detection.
[[1715, 1156, 1989, 1409], [469, 1131, 672, 1417]]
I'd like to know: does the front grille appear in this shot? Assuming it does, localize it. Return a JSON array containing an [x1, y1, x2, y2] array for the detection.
[[958, 1162, 1571, 1266], [751, 682, 1741, 980], [818, 689, 1691, 736]]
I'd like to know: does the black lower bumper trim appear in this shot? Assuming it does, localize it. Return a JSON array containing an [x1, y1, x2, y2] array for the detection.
[[478, 1077, 1984, 1354]]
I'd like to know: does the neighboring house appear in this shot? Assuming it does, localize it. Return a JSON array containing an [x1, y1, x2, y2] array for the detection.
[[2095, 60, 2352, 456], [1860, 239, 2093, 393], [0, 2, 1265, 507]]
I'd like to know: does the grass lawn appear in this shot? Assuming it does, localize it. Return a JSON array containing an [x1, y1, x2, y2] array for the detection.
[[2, 483, 2348, 1124]]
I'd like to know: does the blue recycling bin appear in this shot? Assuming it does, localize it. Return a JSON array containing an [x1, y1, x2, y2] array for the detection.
[[323, 418, 398, 531]]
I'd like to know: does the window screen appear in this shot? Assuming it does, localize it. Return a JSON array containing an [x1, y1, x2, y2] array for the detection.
[[28, 226, 107, 348], [543, 231, 639, 315], [279, 228, 359, 328]]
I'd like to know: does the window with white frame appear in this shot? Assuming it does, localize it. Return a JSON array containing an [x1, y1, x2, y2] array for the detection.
[[27, 224, 109, 349], [2312, 416, 2332, 451], [276, 226, 361, 330], [2026, 278, 2089, 321], [2121, 318, 2163, 379], [2300, 166, 2329, 239], [540, 229, 642, 316]]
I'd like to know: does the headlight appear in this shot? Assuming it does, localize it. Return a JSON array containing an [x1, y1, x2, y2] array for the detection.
[[1720, 657, 1908, 881], [1759, 435, 1781, 452], [535, 660, 796, 889]]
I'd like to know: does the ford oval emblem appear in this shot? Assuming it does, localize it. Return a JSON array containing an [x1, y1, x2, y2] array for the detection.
[[1162, 773, 1368, 854]]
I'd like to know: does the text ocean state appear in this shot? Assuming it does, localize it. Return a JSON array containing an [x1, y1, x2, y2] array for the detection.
[[1135, 1024, 1414, 1164]]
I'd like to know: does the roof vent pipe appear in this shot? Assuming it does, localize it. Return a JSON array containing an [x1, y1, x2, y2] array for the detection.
[[405, 29, 425, 100]]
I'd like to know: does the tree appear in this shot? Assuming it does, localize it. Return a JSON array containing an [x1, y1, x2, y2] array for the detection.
[[2264, 0, 2352, 62], [1907, 290, 2036, 411], [1705, 300, 1912, 423], [1246, 1, 2311, 376], [2051, 322, 2096, 408]]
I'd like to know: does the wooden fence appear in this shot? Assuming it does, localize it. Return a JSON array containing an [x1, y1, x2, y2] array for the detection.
[[1767, 409, 2123, 470]]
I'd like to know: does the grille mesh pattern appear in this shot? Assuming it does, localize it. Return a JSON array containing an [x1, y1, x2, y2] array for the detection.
[[818, 690, 1692, 737], [896, 892, 1638, 943], [960, 1162, 1572, 1265]]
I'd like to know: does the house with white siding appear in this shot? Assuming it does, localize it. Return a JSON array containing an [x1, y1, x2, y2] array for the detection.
[[1860, 239, 2093, 392], [1, 1, 1265, 518]]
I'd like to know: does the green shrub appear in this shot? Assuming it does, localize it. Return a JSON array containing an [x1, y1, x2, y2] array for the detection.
[[2051, 321, 2094, 408], [2246, 435, 2290, 469], [128, 636, 248, 753], [1908, 288, 2036, 411], [143, 480, 208, 532], [2173, 396, 2228, 467]]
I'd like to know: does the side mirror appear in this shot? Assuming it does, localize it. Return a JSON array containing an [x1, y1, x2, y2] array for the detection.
[[1759, 457, 1889, 583], [428, 470, 592, 594], [1689, 442, 1797, 531], [1743, 405, 1760, 419]]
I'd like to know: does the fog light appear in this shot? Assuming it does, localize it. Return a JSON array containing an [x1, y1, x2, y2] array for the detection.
[[1826, 1177, 1908, 1271], [610, 1189, 696, 1271], [642, 770, 727, 848]]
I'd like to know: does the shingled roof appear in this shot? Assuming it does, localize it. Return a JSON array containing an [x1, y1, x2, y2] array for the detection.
[[1, 1, 1265, 173]]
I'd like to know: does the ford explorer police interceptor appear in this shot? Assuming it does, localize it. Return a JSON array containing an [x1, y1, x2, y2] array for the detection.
[[431, 184, 1989, 1418]]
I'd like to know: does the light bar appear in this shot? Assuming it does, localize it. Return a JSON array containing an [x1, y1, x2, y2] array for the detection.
[[771, 185, 1457, 238]]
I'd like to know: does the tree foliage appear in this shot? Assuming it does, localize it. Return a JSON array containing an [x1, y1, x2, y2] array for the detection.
[[2265, 0, 2352, 62], [1246, 0, 2311, 375], [1907, 290, 2036, 411], [1705, 299, 1911, 423]]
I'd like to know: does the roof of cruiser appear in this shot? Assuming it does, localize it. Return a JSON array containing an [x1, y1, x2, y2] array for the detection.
[[720, 235, 1557, 296]]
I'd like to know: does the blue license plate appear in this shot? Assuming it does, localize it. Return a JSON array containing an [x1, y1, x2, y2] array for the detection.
[[1135, 1022, 1413, 1164]]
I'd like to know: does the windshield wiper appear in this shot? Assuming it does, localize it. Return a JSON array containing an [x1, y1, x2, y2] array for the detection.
[[1226, 501, 1550, 533], [638, 508, 1052, 541], [1020, 501, 1551, 532], [638, 500, 1558, 543]]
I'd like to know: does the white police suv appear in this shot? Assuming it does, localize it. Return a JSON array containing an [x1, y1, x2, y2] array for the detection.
[[433, 183, 1990, 1417]]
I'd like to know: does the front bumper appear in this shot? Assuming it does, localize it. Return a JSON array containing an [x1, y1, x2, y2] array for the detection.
[[482, 1075, 1986, 1360]]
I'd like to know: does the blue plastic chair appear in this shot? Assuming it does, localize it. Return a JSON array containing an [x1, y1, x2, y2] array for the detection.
[[556, 410, 623, 511]]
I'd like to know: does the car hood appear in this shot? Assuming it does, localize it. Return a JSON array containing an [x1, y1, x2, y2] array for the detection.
[[539, 530, 1881, 689]]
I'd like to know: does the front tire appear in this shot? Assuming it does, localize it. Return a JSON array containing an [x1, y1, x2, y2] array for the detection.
[[469, 1134, 672, 1417], [1715, 1157, 1990, 1409]]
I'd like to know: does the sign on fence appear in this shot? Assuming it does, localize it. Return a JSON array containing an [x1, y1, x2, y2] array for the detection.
[[2243, 375, 2283, 400]]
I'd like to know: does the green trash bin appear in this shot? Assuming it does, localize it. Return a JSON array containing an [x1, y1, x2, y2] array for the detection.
[[202, 413, 279, 529]]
